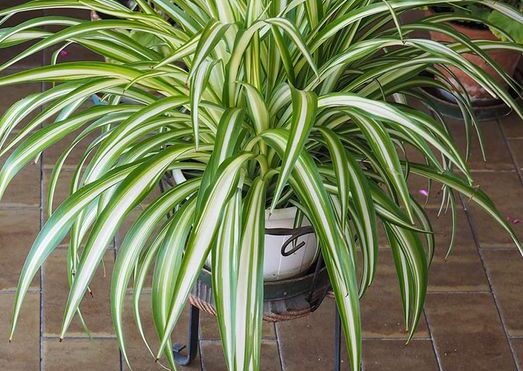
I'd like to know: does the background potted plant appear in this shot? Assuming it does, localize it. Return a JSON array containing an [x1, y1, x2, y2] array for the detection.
[[0, 1, 522, 370], [426, 1, 522, 100]]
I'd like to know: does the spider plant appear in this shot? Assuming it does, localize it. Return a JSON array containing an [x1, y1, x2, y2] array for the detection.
[[1, 0, 522, 370]]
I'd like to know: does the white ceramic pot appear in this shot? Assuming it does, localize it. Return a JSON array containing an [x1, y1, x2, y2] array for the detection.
[[263, 206, 319, 281], [171, 171, 320, 282], [204, 206, 319, 281], [203, 205, 319, 281]]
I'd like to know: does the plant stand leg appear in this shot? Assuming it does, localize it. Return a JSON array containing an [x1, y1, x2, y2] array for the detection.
[[334, 306, 341, 371], [173, 305, 200, 366]]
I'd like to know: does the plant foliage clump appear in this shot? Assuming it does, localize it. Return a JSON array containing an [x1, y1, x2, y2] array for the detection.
[[0, 0, 521, 370]]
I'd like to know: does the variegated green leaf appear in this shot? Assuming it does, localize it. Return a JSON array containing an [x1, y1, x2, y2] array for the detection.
[[271, 87, 317, 212]]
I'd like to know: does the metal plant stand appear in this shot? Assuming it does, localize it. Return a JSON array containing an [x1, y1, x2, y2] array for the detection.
[[172, 305, 200, 366], [172, 301, 343, 371], [160, 174, 341, 370], [334, 306, 342, 371]]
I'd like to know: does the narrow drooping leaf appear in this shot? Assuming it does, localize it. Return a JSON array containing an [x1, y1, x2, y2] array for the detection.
[[271, 87, 317, 212], [111, 180, 199, 367], [262, 129, 361, 370], [156, 152, 255, 358], [235, 177, 266, 370], [9, 162, 140, 340], [61, 145, 198, 338], [212, 190, 242, 370]]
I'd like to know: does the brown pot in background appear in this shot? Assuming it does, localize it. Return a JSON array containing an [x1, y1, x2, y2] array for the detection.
[[427, 12, 521, 101]]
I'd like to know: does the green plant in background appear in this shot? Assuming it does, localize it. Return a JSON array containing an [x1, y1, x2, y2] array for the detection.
[[0, 0, 522, 370], [487, 8, 523, 43], [481, 0, 523, 43], [445, 0, 523, 42]]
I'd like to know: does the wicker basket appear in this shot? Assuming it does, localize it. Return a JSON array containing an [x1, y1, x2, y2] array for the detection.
[[189, 265, 331, 322]]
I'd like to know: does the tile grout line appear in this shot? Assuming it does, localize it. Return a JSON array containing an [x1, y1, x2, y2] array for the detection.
[[421, 107, 456, 371], [422, 309, 444, 371], [197, 318, 204, 371], [498, 118, 523, 186], [364, 337, 432, 341], [459, 192, 521, 371], [43, 335, 117, 340], [39, 68, 45, 371], [479, 249, 522, 371], [274, 323, 286, 371], [477, 235, 522, 371], [471, 245, 523, 251], [113, 238, 124, 371], [198, 338, 204, 371], [0, 204, 40, 209], [469, 169, 518, 173], [0, 288, 41, 294], [495, 117, 523, 371], [38, 43, 48, 371], [427, 290, 491, 295]]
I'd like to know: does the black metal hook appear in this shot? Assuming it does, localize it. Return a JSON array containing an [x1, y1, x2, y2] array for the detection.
[[265, 226, 315, 257]]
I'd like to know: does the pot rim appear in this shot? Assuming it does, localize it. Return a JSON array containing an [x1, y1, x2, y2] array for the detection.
[[265, 206, 300, 221]]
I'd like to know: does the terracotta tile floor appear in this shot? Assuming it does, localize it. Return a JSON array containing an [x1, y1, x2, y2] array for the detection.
[[1, 6, 523, 371]]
